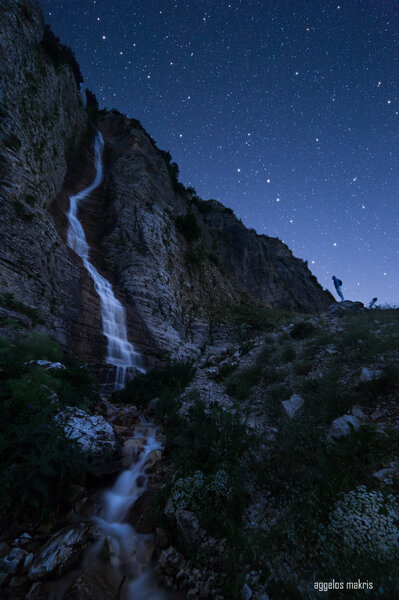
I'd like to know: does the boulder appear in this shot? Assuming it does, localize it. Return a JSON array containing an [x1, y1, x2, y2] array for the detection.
[[328, 414, 360, 440], [66, 569, 120, 600], [0, 547, 27, 574], [28, 524, 99, 580], [55, 408, 116, 456], [241, 583, 253, 600], [121, 438, 145, 468], [373, 467, 398, 484], [128, 489, 159, 533], [359, 367, 383, 382], [144, 449, 162, 473], [328, 301, 366, 315], [175, 510, 205, 551], [281, 394, 304, 418]]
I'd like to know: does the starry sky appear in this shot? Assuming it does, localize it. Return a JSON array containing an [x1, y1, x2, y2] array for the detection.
[[40, 0, 398, 305]]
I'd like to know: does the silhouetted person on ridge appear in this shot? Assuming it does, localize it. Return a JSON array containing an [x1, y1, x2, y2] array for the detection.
[[369, 297, 378, 309], [332, 275, 344, 301]]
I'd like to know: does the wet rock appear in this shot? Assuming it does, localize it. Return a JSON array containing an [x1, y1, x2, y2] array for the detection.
[[28, 524, 99, 580], [26, 582, 49, 600], [74, 496, 97, 518], [281, 394, 304, 418], [328, 414, 360, 440], [55, 408, 116, 456], [121, 438, 145, 467], [128, 489, 159, 533], [0, 547, 27, 574], [66, 569, 120, 600], [155, 527, 169, 550], [175, 510, 205, 551], [144, 449, 162, 473]]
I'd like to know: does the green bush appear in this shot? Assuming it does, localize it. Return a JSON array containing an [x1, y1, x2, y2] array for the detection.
[[176, 213, 201, 243], [0, 335, 95, 525], [225, 364, 262, 400], [157, 396, 249, 538], [290, 320, 317, 339], [112, 361, 195, 406]]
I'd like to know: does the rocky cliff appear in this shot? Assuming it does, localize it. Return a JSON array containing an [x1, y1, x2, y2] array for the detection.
[[0, 0, 334, 369]]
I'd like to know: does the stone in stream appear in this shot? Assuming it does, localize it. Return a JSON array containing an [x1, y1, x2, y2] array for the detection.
[[28, 524, 99, 580], [128, 489, 160, 534], [0, 547, 27, 574]]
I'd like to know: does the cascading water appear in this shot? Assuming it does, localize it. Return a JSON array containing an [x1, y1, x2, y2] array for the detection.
[[66, 131, 144, 389], [55, 134, 176, 599]]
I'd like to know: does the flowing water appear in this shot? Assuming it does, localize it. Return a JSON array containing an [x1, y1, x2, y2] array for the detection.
[[59, 133, 176, 599], [66, 131, 144, 389], [86, 420, 171, 600]]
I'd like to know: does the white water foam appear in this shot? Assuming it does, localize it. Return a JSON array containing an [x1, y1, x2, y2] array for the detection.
[[89, 421, 172, 599], [66, 131, 144, 388]]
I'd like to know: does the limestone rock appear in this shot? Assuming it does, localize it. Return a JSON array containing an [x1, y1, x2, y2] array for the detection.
[[241, 583, 253, 600], [328, 301, 366, 316], [0, 547, 27, 575], [175, 510, 205, 551], [128, 489, 159, 534], [328, 414, 360, 440], [359, 367, 383, 382], [281, 394, 304, 418], [373, 467, 398, 484], [28, 524, 98, 580], [144, 449, 162, 473], [55, 407, 116, 456]]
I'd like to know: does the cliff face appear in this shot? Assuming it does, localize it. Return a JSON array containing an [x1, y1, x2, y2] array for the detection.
[[0, 0, 334, 367], [98, 113, 333, 358], [0, 0, 107, 362]]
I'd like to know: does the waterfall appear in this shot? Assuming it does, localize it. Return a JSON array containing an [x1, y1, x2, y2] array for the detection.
[[66, 132, 144, 389]]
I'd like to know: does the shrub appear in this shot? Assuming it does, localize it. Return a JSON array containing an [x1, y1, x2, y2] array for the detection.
[[328, 486, 399, 560], [176, 213, 201, 243], [112, 361, 195, 406], [0, 336, 95, 525], [225, 364, 262, 400], [41, 25, 83, 84], [290, 320, 317, 339]]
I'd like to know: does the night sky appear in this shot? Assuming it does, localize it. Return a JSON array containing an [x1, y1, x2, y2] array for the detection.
[[39, 0, 398, 306]]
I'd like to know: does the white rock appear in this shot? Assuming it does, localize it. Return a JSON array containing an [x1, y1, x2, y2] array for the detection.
[[241, 583, 253, 600], [0, 548, 27, 574], [351, 405, 366, 419], [328, 414, 360, 440], [28, 524, 98, 580], [55, 408, 116, 456], [373, 467, 398, 484], [281, 394, 304, 418], [359, 367, 382, 382]]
